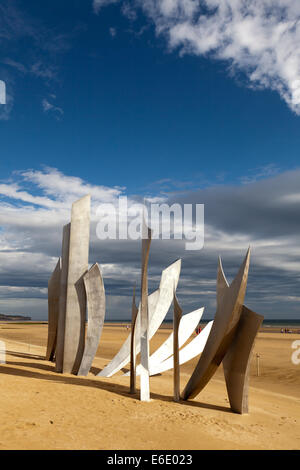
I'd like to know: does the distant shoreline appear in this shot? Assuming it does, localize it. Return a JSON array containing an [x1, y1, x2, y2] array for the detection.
[[1, 319, 300, 333]]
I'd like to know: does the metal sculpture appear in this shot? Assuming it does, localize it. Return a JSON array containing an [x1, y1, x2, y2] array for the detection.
[[182, 249, 264, 414], [140, 223, 152, 401], [217, 257, 264, 413], [47, 193, 263, 415], [223, 305, 263, 413], [129, 307, 204, 377], [77, 263, 106, 376], [54, 196, 91, 375], [46, 258, 61, 361], [147, 320, 213, 376], [130, 286, 139, 394], [0, 340, 5, 364], [182, 248, 251, 401], [63, 195, 90, 374], [55, 223, 71, 373], [98, 259, 181, 377], [173, 292, 182, 402]]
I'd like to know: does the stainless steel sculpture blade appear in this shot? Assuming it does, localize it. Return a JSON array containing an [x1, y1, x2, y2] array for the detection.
[[130, 286, 139, 394], [148, 320, 213, 376], [98, 258, 181, 377], [149, 308, 203, 367], [0, 340, 5, 364], [217, 256, 229, 304], [46, 258, 61, 361], [55, 223, 71, 372], [129, 307, 204, 377], [77, 263, 105, 376], [223, 305, 264, 414], [98, 289, 159, 377], [218, 256, 264, 413], [140, 224, 152, 401], [182, 248, 251, 400], [173, 292, 182, 402], [63, 195, 90, 374]]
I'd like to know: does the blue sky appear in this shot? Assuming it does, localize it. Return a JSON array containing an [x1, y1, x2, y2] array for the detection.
[[0, 0, 300, 320]]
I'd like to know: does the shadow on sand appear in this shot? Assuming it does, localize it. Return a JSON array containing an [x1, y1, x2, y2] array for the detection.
[[0, 353, 232, 414]]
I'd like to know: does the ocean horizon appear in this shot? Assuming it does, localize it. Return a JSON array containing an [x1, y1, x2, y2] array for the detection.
[[2, 317, 300, 327], [102, 318, 300, 326]]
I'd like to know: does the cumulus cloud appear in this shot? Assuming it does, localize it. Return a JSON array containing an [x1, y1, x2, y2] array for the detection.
[[20, 167, 123, 204], [0, 166, 300, 320], [93, 0, 300, 115]]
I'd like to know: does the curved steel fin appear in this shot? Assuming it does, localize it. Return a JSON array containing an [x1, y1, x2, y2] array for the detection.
[[130, 285, 139, 394], [223, 305, 263, 414], [77, 263, 105, 376], [148, 320, 213, 376], [46, 258, 61, 361], [129, 307, 204, 377], [173, 292, 182, 402], [140, 224, 152, 401], [98, 258, 182, 377]]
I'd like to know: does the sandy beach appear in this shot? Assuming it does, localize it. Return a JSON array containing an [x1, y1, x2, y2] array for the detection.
[[0, 322, 299, 450]]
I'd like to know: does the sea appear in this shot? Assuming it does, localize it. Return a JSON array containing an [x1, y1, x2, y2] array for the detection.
[[104, 318, 300, 327], [14, 318, 300, 328]]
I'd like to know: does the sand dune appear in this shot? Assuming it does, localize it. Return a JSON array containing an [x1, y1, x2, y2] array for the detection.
[[0, 323, 299, 450]]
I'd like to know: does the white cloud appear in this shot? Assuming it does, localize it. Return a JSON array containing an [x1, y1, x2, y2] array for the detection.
[[94, 0, 120, 13], [121, 2, 137, 20], [42, 99, 64, 119], [93, 0, 300, 115], [0, 167, 126, 258], [1, 58, 27, 74], [240, 164, 280, 185], [280, 193, 300, 204], [0, 182, 62, 209], [20, 167, 123, 204], [109, 27, 117, 37], [32, 62, 57, 80]]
